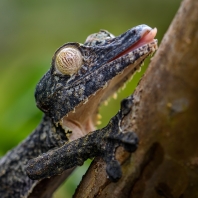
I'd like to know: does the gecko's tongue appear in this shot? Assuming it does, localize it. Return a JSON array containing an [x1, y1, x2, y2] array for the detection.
[[131, 28, 157, 50], [111, 28, 157, 61]]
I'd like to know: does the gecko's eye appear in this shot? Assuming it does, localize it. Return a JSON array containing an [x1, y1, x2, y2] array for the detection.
[[55, 47, 83, 75]]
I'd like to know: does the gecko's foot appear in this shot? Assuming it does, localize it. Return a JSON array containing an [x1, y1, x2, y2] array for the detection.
[[26, 96, 138, 182], [96, 96, 138, 182], [103, 131, 138, 182]]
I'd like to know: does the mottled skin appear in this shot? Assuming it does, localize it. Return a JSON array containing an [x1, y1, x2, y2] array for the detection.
[[0, 25, 157, 197], [27, 95, 138, 181]]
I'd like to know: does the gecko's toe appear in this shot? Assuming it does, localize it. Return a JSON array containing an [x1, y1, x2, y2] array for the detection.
[[121, 132, 139, 152], [106, 160, 122, 182]]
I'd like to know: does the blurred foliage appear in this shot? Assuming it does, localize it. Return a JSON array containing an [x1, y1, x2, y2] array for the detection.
[[0, 0, 181, 197]]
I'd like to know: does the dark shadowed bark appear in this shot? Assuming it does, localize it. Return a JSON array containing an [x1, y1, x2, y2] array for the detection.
[[74, 0, 198, 197]]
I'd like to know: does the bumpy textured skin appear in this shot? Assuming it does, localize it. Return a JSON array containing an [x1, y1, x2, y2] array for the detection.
[[0, 116, 67, 197], [0, 25, 157, 197], [26, 96, 138, 182], [35, 25, 154, 122]]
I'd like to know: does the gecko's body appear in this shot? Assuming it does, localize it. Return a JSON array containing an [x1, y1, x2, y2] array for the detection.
[[0, 25, 157, 197]]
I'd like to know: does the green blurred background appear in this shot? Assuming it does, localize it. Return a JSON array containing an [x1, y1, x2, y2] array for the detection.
[[0, 0, 181, 197]]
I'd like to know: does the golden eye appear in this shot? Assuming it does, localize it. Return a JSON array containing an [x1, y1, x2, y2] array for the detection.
[[55, 47, 83, 75]]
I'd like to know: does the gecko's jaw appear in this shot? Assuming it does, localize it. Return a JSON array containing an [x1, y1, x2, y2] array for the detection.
[[100, 38, 158, 103]]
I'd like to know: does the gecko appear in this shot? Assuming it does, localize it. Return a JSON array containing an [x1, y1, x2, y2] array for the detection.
[[0, 24, 157, 197]]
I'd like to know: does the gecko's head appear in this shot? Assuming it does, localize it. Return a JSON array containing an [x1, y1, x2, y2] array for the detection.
[[35, 24, 157, 138]]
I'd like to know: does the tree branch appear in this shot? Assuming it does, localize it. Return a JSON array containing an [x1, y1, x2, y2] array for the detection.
[[74, 0, 198, 197]]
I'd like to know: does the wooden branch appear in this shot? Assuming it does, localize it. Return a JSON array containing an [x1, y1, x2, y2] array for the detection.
[[74, 0, 198, 197], [29, 168, 74, 197]]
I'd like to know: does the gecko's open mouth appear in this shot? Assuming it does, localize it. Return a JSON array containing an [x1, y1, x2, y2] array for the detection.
[[110, 28, 157, 62], [100, 28, 158, 103]]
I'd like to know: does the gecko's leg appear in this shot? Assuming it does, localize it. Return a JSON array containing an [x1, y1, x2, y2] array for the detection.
[[26, 96, 138, 182]]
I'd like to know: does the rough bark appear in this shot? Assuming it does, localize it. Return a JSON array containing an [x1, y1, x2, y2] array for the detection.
[[74, 0, 198, 197]]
